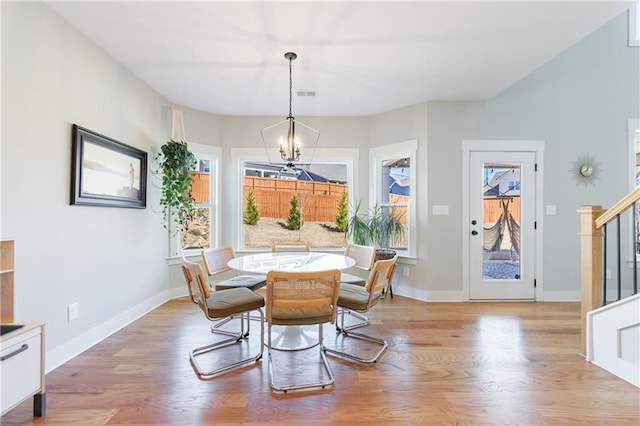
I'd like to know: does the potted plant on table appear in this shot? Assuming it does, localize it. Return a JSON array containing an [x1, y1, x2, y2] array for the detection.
[[346, 199, 405, 260]]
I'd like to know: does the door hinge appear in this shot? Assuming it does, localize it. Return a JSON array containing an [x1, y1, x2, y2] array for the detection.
[[534, 221, 537, 230], [534, 163, 538, 172], [534, 279, 537, 288]]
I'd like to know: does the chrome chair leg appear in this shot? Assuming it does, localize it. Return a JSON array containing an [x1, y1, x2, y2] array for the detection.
[[268, 323, 335, 393], [336, 308, 369, 331], [191, 308, 264, 378], [325, 309, 388, 364]]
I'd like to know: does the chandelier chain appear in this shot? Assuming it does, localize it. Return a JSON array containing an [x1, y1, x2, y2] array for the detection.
[[288, 56, 293, 118]]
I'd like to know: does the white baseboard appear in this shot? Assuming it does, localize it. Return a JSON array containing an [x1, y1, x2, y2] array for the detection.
[[392, 284, 428, 301], [45, 291, 170, 374], [395, 288, 580, 302], [169, 285, 190, 300], [393, 284, 469, 302], [422, 290, 465, 302], [540, 291, 580, 302]]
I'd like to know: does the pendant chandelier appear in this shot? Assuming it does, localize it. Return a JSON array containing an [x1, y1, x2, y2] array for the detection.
[[260, 52, 320, 168]]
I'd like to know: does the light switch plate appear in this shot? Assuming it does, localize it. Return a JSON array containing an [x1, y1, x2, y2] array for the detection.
[[432, 205, 449, 215]]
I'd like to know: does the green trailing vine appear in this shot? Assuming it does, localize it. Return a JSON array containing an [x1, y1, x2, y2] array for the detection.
[[156, 140, 197, 231]]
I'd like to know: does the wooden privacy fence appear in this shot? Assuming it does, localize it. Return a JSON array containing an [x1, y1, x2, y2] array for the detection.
[[484, 196, 521, 224], [244, 176, 347, 222], [191, 172, 210, 203]]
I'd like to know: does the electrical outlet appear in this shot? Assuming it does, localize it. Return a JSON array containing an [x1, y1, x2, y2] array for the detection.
[[606, 269, 611, 280], [68, 303, 79, 322], [403, 266, 410, 277]]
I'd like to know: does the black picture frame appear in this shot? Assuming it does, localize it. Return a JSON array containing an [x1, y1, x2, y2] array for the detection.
[[71, 124, 147, 208]]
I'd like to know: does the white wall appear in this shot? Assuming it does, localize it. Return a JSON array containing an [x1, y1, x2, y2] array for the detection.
[[427, 9, 639, 300], [485, 10, 638, 299], [1, 2, 170, 369], [369, 102, 430, 299]]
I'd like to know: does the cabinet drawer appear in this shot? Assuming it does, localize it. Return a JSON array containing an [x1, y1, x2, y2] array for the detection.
[[1, 333, 41, 414]]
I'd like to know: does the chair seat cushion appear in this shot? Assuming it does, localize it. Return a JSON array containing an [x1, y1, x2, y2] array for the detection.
[[271, 306, 334, 326], [338, 283, 382, 312], [206, 287, 265, 318], [339, 272, 366, 286], [215, 275, 266, 291]]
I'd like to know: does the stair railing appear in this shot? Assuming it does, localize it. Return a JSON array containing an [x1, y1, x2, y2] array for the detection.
[[578, 186, 640, 355]]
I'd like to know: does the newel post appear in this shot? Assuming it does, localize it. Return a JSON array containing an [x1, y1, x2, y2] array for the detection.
[[577, 205, 605, 356]]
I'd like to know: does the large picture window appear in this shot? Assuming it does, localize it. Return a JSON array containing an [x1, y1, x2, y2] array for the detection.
[[233, 148, 358, 251]]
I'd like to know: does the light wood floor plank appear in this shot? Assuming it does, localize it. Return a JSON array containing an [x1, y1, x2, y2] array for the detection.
[[2, 297, 639, 425]]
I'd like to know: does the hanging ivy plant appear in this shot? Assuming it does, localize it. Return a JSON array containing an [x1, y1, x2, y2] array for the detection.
[[156, 140, 197, 231]]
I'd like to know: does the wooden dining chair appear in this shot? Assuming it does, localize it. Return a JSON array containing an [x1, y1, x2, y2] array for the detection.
[[181, 257, 265, 378], [340, 244, 375, 285], [325, 255, 397, 364], [271, 242, 310, 253], [337, 244, 376, 329], [202, 246, 266, 291], [265, 269, 341, 392]]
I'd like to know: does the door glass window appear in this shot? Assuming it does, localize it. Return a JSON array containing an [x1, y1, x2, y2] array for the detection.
[[482, 163, 522, 281]]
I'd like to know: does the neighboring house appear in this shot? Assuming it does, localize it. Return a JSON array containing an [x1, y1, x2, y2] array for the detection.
[[484, 168, 521, 197]]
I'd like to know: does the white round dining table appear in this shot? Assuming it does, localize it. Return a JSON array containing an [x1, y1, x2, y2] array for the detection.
[[227, 252, 355, 274], [228, 251, 356, 351]]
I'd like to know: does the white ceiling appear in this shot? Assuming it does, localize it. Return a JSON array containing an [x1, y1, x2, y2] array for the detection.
[[46, 1, 634, 117]]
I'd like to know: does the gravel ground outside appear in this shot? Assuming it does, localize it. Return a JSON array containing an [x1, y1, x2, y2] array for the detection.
[[244, 217, 347, 249]]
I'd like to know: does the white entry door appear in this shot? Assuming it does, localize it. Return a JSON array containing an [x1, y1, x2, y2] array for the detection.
[[469, 151, 536, 299]]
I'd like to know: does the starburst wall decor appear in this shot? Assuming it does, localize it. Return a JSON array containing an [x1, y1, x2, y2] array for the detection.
[[570, 153, 602, 187]]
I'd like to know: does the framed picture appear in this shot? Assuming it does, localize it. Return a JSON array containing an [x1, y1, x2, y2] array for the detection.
[[71, 124, 147, 208]]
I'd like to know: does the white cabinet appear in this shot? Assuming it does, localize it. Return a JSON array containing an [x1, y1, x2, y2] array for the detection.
[[0, 321, 46, 416]]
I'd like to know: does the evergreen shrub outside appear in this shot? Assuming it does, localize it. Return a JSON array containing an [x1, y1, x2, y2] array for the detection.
[[286, 194, 303, 230], [244, 187, 260, 225]]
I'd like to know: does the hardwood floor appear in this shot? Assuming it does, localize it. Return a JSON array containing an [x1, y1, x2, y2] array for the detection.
[[3, 296, 639, 425]]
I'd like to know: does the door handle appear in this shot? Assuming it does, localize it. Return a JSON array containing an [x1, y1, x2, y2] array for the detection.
[[471, 230, 478, 236]]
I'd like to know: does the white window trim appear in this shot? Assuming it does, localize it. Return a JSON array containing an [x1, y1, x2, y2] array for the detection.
[[370, 139, 418, 259], [630, 2, 639, 47], [231, 147, 359, 252], [169, 142, 221, 257]]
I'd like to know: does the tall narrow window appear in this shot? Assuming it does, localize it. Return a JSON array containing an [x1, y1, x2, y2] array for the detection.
[[170, 143, 220, 256], [370, 140, 417, 258]]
